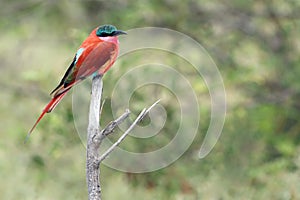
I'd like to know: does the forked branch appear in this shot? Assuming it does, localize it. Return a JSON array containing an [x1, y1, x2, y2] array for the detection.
[[86, 75, 159, 200]]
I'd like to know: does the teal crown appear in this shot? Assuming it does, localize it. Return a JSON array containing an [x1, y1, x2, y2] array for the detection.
[[96, 25, 126, 37]]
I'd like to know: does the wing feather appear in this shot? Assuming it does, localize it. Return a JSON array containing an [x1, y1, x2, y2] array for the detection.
[[50, 41, 117, 97]]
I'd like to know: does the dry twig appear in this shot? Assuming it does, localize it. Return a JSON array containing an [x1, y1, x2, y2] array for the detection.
[[86, 75, 159, 200]]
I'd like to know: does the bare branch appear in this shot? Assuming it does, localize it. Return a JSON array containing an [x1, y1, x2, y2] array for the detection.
[[86, 75, 103, 200], [139, 99, 161, 122], [97, 108, 147, 163], [93, 109, 131, 143], [97, 100, 160, 163], [86, 74, 160, 200]]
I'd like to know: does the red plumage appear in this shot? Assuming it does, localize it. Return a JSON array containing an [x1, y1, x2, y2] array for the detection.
[[26, 25, 125, 140]]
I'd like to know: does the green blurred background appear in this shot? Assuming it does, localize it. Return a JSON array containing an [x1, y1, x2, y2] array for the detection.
[[1, 0, 300, 199]]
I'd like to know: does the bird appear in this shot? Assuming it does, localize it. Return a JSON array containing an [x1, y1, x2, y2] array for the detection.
[[26, 25, 126, 140]]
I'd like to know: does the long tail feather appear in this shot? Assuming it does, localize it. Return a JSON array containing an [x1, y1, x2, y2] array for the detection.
[[25, 91, 69, 142], [47, 90, 69, 113]]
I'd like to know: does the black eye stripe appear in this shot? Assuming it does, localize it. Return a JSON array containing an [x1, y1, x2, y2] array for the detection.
[[99, 32, 111, 37]]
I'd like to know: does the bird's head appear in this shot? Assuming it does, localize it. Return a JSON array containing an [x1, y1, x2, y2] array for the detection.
[[96, 25, 127, 37]]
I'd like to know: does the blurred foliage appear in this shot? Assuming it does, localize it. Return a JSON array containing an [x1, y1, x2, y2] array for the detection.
[[1, 0, 300, 199]]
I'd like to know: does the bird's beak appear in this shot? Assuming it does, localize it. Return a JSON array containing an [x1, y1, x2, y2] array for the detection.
[[113, 30, 127, 36]]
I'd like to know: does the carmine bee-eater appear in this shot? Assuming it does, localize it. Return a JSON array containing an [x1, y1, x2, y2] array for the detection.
[[27, 25, 126, 139]]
